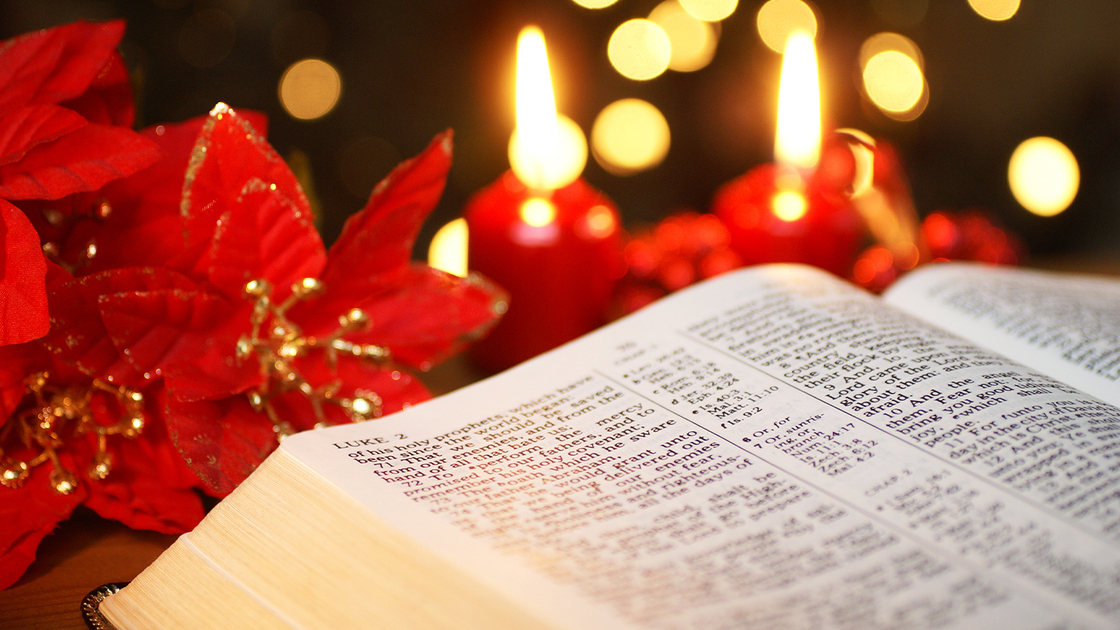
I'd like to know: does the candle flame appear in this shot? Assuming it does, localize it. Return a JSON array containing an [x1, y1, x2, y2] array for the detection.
[[510, 26, 587, 191], [774, 31, 820, 170], [516, 27, 557, 163]]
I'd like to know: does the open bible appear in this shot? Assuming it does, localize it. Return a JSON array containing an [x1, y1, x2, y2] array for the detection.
[[100, 262, 1120, 630]]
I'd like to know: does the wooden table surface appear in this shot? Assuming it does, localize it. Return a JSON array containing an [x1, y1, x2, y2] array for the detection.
[[2, 257, 1117, 629]]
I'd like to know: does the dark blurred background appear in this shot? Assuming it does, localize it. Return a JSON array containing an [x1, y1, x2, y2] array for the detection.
[[3, 0, 1118, 266]]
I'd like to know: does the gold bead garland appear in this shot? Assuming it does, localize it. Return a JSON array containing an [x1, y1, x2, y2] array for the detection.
[[0, 373, 146, 495], [237, 278, 389, 439]]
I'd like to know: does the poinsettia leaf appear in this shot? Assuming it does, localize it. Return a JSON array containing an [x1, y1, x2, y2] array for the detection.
[[163, 395, 278, 497], [321, 130, 452, 287], [0, 104, 87, 167], [61, 51, 134, 127], [42, 268, 198, 386], [97, 288, 260, 402], [180, 104, 314, 282], [207, 179, 325, 303], [83, 389, 205, 533], [0, 200, 48, 345], [292, 263, 506, 369], [0, 453, 87, 590], [0, 20, 125, 113], [0, 122, 163, 200]]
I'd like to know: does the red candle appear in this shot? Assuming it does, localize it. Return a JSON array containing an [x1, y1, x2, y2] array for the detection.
[[712, 163, 862, 276], [465, 172, 621, 373], [713, 31, 862, 277], [464, 26, 623, 373]]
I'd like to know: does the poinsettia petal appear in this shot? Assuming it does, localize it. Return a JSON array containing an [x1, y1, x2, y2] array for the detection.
[[0, 200, 48, 345], [0, 122, 163, 201], [0, 454, 87, 590], [0, 20, 125, 112], [42, 268, 198, 386], [321, 130, 451, 287], [0, 104, 87, 167], [74, 112, 267, 275], [60, 50, 134, 127], [180, 104, 319, 283], [207, 179, 325, 303], [0, 342, 50, 418], [293, 264, 506, 369], [272, 353, 432, 430], [97, 288, 259, 401], [163, 395, 278, 497], [83, 390, 205, 532]]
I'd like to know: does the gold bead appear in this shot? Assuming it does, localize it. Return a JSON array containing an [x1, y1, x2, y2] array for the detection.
[[363, 345, 390, 361], [247, 391, 265, 411], [122, 414, 145, 438], [43, 208, 66, 227], [341, 308, 369, 328], [292, 278, 323, 299], [50, 469, 79, 495], [244, 279, 272, 298], [236, 336, 253, 359], [89, 452, 113, 480], [1, 461, 30, 488], [346, 396, 380, 421]]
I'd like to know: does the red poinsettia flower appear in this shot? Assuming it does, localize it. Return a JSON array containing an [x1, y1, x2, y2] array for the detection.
[[45, 105, 505, 495], [0, 20, 163, 345], [0, 340, 206, 590]]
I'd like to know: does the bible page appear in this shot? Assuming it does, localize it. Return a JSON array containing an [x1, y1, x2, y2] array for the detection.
[[283, 263, 1120, 630], [883, 262, 1120, 407]]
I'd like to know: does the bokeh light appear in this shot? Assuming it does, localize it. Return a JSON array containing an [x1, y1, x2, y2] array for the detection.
[[1008, 137, 1080, 217], [859, 32, 923, 70], [680, 0, 738, 22], [772, 190, 807, 221], [279, 59, 342, 120], [578, 205, 618, 239], [859, 33, 927, 120], [968, 0, 1020, 21], [520, 198, 558, 227], [572, 0, 620, 7], [649, 0, 719, 72], [591, 99, 671, 175], [178, 9, 235, 68], [756, 0, 817, 53], [863, 51, 924, 113], [428, 218, 468, 277], [608, 19, 672, 80]]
